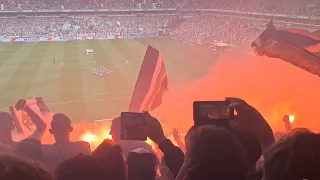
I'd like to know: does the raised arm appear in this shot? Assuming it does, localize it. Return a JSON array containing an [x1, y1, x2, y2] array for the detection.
[[173, 129, 186, 153], [142, 112, 184, 178], [226, 97, 275, 152], [282, 115, 292, 134], [16, 99, 47, 141]]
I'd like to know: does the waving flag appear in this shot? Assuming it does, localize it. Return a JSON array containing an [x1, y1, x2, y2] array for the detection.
[[281, 28, 320, 41], [9, 97, 52, 135], [252, 21, 320, 77], [129, 45, 168, 112]]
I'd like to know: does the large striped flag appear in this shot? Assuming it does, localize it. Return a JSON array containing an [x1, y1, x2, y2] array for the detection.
[[9, 97, 53, 135], [129, 45, 168, 112], [251, 21, 320, 77]]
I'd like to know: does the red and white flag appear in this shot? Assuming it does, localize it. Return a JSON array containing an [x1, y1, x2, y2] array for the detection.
[[9, 97, 53, 135], [129, 45, 168, 112]]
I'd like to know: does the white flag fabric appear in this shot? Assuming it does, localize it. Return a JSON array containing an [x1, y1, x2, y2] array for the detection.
[[9, 97, 53, 135], [128, 45, 168, 112]]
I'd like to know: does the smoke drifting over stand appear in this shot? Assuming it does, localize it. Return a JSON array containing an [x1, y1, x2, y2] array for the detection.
[[12, 45, 320, 149], [155, 45, 320, 133]]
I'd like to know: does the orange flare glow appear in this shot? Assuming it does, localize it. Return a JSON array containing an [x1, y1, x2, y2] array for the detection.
[[78, 121, 113, 151], [82, 132, 96, 143], [289, 115, 295, 123]]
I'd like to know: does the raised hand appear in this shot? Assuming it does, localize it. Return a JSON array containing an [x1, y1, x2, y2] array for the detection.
[[282, 115, 289, 123], [142, 112, 167, 145], [15, 99, 27, 111], [226, 97, 275, 150], [172, 129, 180, 142]]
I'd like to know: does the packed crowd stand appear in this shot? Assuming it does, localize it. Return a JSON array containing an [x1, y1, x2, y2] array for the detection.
[[1, 0, 176, 10], [170, 15, 261, 46], [0, 15, 173, 38], [0, 14, 264, 47], [183, 0, 320, 17], [0, 14, 316, 47], [0, 97, 318, 180], [1, 0, 319, 17]]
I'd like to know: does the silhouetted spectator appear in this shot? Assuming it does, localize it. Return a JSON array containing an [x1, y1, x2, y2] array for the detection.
[[0, 143, 11, 153], [92, 139, 127, 180], [15, 138, 43, 162], [0, 112, 15, 147], [264, 131, 320, 180], [0, 153, 52, 180], [231, 130, 262, 179], [179, 125, 248, 180], [42, 113, 91, 170], [127, 148, 157, 180], [55, 154, 109, 180]]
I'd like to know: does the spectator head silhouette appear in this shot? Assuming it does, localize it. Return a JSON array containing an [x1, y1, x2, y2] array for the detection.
[[184, 125, 248, 180], [54, 154, 111, 180], [49, 113, 73, 143], [110, 116, 121, 142], [231, 129, 262, 174], [127, 148, 157, 180], [273, 131, 286, 141], [15, 138, 42, 161], [55, 154, 110, 180], [0, 112, 14, 142], [92, 139, 127, 180], [264, 131, 320, 180], [91, 139, 117, 157], [288, 128, 311, 135], [0, 143, 11, 153], [0, 153, 52, 180]]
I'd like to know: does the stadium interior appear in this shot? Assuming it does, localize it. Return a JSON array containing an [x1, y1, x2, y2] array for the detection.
[[0, 0, 320, 179]]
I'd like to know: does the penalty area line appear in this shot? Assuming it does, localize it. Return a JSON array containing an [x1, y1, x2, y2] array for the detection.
[[61, 56, 129, 69], [0, 96, 131, 111]]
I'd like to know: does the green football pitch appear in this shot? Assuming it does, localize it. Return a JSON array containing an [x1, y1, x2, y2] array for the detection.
[[0, 38, 215, 123]]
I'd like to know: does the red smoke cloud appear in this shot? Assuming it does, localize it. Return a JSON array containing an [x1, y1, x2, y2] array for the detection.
[[13, 45, 320, 147], [154, 45, 320, 134]]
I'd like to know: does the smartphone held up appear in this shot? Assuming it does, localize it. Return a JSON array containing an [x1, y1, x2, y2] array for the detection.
[[193, 101, 234, 127], [120, 112, 147, 141]]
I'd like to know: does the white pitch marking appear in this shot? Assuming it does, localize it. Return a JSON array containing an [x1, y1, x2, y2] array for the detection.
[[0, 91, 132, 110], [31, 42, 38, 48], [48, 91, 131, 105], [61, 57, 129, 70]]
